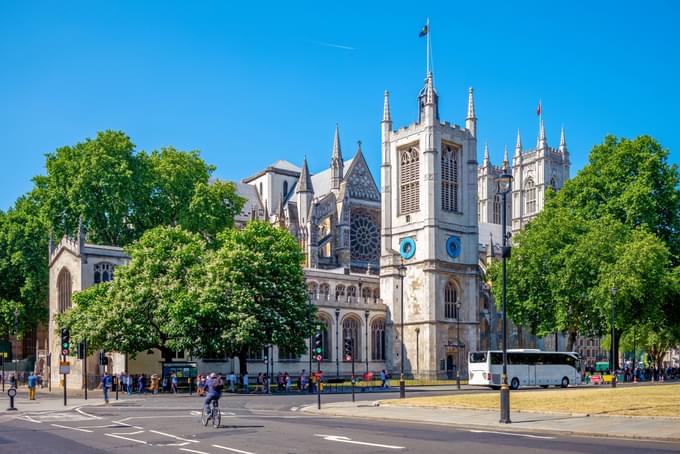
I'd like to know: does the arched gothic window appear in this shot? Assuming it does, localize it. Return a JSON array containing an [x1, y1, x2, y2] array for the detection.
[[444, 281, 459, 319], [307, 282, 318, 298], [57, 268, 72, 313], [492, 194, 501, 224], [94, 262, 115, 284], [283, 180, 289, 197], [525, 178, 537, 214], [335, 285, 345, 300], [319, 283, 330, 300], [342, 316, 361, 362], [399, 147, 420, 214], [550, 177, 557, 191], [441, 145, 459, 212], [371, 318, 385, 361]]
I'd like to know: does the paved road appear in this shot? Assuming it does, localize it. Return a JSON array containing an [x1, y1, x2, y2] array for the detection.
[[2, 391, 679, 453]]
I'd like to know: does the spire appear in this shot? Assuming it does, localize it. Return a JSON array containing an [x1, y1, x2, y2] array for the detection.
[[331, 124, 344, 190], [277, 193, 286, 228], [482, 142, 490, 167], [559, 125, 567, 153], [514, 129, 522, 157], [487, 232, 495, 260], [356, 140, 363, 155], [382, 90, 391, 123], [465, 87, 477, 139], [297, 156, 313, 193], [537, 118, 548, 151], [503, 145, 509, 170]]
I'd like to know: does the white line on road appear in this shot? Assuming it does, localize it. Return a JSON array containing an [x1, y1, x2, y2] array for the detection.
[[149, 429, 199, 443], [179, 448, 211, 454], [467, 429, 555, 440], [105, 432, 149, 444], [314, 434, 405, 449], [17, 415, 42, 424], [74, 406, 101, 419], [213, 444, 258, 454], [51, 423, 94, 433]]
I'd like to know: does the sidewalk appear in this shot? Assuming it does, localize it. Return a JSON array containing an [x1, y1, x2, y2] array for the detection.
[[302, 399, 680, 442]]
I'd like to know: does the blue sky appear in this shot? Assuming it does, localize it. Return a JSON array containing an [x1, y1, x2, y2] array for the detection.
[[1, 1, 678, 210]]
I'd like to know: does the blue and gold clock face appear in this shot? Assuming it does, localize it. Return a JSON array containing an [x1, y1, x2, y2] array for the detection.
[[446, 236, 462, 258], [399, 237, 416, 260]]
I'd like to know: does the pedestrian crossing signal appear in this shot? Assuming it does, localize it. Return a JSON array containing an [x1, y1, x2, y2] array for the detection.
[[60, 328, 70, 356], [343, 337, 353, 361], [314, 330, 323, 361]]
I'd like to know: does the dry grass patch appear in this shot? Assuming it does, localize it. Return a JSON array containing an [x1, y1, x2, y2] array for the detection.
[[381, 384, 680, 417]]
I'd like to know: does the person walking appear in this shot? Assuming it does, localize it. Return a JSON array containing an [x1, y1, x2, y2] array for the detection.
[[101, 371, 113, 404], [228, 371, 236, 392], [242, 372, 249, 394], [27, 372, 37, 400], [285, 372, 291, 393], [9, 374, 16, 389], [150, 373, 160, 395], [380, 369, 388, 389], [126, 373, 133, 395], [299, 370, 307, 393], [138, 373, 146, 394], [171, 372, 179, 394]]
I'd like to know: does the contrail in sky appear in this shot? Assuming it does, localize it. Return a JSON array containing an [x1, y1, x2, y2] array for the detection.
[[311, 40, 356, 51]]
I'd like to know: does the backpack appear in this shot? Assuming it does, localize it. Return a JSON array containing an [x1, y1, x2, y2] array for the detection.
[[215, 376, 225, 391]]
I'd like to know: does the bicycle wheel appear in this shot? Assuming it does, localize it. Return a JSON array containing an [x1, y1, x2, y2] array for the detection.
[[212, 407, 221, 428], [201, 406, 210, 426]]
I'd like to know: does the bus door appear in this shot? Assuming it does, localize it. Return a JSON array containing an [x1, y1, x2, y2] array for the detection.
[[527, 364, 537, 385]]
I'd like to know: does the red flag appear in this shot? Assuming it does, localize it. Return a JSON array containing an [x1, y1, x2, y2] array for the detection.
[[537, 101, 541, 116]]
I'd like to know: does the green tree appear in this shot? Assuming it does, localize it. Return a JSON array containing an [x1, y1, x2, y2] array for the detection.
[[0, 191, 50, 336], [58, 226, 207, 362], [196, 222, 315, 375]]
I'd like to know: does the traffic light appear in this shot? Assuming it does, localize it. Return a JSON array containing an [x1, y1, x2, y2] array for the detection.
[[77, 342, 85, 359], [343, 337, 353, 361], [60, 328, 70, 356], [313, 329, 323, 362], [99, 351, 107, 366]]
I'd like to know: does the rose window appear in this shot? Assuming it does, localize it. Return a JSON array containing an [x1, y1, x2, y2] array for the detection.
[[351, 213, 379, 262]]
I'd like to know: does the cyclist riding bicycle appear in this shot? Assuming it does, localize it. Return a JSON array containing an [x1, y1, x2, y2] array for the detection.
[[203, 372, 224, 415]]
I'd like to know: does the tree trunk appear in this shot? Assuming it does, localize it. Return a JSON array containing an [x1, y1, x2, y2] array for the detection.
[[160, 346, 174, 364], [516, 326, 523, 348], [613, 328, 621, 371], [566, 330, 577, 352], [238, 349, 248, 376]]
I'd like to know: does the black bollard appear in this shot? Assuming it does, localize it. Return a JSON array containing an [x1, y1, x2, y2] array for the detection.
[[6, 388, 17, 411], [115, 376, 119, 401]]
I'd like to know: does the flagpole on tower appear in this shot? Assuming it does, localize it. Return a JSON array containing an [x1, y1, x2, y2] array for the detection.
[[426, 17, 430, 75]]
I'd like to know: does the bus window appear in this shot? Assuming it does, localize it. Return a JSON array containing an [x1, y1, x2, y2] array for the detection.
[[470, 352, 487, 363], [490, 352, 503, 365]]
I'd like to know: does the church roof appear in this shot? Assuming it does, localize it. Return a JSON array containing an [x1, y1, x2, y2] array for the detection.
[[269, 160, 301, 172], [311, 158, 355, 197], [234, 181, 264, 219]]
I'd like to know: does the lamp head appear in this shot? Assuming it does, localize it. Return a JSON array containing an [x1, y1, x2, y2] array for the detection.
[[496, 173, 513, 194]]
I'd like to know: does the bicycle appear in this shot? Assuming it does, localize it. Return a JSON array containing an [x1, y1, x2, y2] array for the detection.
[[201, 399, 221, 428]]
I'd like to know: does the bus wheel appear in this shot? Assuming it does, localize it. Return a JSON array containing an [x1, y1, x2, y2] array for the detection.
[[540, 385, 549, 389], [510, 378, 520, 390], [561, 377, 569, 388]]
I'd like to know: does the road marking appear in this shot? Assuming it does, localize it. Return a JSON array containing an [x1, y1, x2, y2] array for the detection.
[[213, 444, 257, 454], [51, 423, 94, 433], [78, 423, 131, 429], [149, 429, 199, 443], [16, 415, 42, 423], [179, 448, 211, 454], [468, 429, 555, 440], [105, 432, 149, 444], [314, 434, 405, 449], [75, 406, 101, 419], [290, 406, 299, 412]]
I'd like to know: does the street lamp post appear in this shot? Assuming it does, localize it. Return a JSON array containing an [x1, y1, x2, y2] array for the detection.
[[398, 260, 407, 399], [496, 172, 513, 424], [364, 310, 370, 373], [308, 295, 313, 376], [610, 287, 617, 388], [335, 308, 340, 379], [456, 301, 462, 390]]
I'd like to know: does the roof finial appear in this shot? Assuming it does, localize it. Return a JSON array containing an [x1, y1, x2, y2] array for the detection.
[[382, 90, 391, 123], [487, 232, 495, 259], [559, 125, 567, 153], [537, 118, 548, 151], [514, 129, 522, 157], [297, 156, 313, 193], [483, 141, 490, 166], [503, 145, 509, 170]]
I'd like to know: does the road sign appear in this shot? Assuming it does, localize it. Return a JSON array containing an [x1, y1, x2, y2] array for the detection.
[[59, 361, 71, 374]]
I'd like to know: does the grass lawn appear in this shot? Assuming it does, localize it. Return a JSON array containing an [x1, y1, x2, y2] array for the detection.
[[381, 384, 680, 417]]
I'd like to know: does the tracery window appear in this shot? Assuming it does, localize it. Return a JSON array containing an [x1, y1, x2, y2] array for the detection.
[[492, 194, 501, 224], [319, 283, 330, 300], [372, 288, 380, 300], [347, 286, 357, 300], [350, 210, 379, 263], [399, 147, 420, 214], [444, 281, 459, 319], [335, 285, 345, 300], [94, 262, 115, 284], [371, 318, 386, 361], [441, 145, 459, 212], [58, 268, 72, 313], [525, 178, 537, 214], [342, 317, 361, 361], [307, 282, 318, 298], [361, 287, 372, 300]]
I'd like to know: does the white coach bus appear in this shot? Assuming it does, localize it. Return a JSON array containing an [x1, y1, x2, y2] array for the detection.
[[468, 349, 582, 390]]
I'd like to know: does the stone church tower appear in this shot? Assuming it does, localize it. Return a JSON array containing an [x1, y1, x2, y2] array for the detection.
[[380, 73, 480, 377]]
